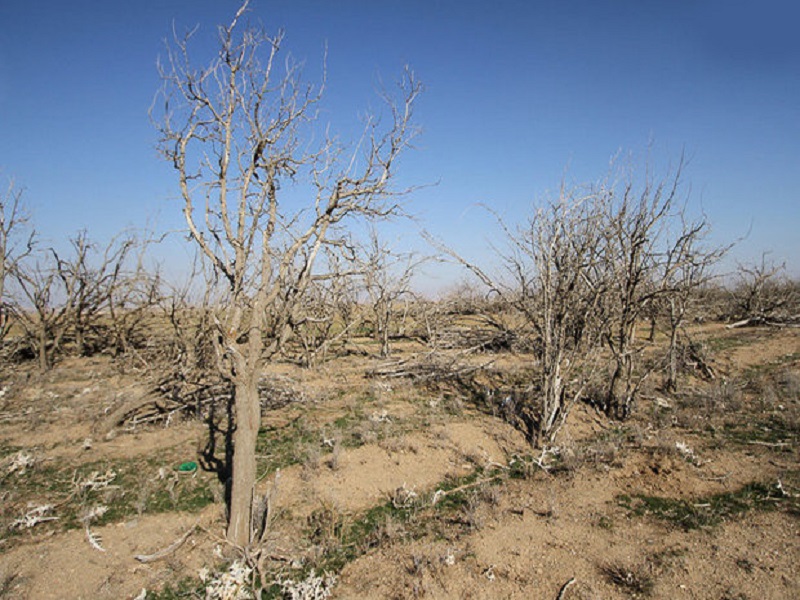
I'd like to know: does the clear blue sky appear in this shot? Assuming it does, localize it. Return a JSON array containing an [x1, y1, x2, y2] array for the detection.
[[1, 0, 798, 290]]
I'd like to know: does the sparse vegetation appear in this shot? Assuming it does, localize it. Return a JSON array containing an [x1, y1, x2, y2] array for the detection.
[[0, 3, 798, 599], [618, 480, 798, 531]]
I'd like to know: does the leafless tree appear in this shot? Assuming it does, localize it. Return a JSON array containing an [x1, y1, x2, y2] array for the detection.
[[153, 0, 420, 546], [9, 231, 156, 370], [659, 216, 728, 392], [499, 189, 606, 444], [360, 229, 425, 357], [106, 240, 162, 360], [154, 253, 221, 406], [596, 167, 673, 418], [728, 254, 799, 325], [596, 156, 725, 417], [291, 276, 340, 367], [429, 186, 606, 446], [11, 250, 75, 371], [0, 178, 35, 340], [50, 230, 150, 357]]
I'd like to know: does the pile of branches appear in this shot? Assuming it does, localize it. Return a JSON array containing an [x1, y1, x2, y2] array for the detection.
[[428, 326, 519, 352], [96, 373, 306, 434], [367, 348, 493, 382]]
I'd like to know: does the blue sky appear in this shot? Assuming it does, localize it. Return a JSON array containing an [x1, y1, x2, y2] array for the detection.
[[1, 0, 798, 290]]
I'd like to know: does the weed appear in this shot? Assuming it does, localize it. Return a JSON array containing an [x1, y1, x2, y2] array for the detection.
[[721, 414, 798, 448], [0, 572, 21, 598], [0, 456, 215, 543], [600, 562, 654, 597], [596, 515, 614, 530], [618, 481, 796, 530], [145, 577, 205, 599], [735, 557, 755, 573], [276, 570, 337, 600]]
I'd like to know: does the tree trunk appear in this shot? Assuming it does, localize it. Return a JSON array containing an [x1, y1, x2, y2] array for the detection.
[[606, 354, 633, 419], [226, 376, 261, 546], [378, 304, 391, 357], [540, 362, 563, 443], [666, 326, 679, 393], [38, 322, 48, 372], [76, 325, 85, 357]]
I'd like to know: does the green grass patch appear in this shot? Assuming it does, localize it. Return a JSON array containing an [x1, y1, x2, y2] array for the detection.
[[720, 415, 799, 448], [146, 577, 205, 599], [255, 402, 412, 478], [703, 332, 763, 354], [618, 481, 797, 530], [0, 455, 216, 546], [306, 466, 503, 574]]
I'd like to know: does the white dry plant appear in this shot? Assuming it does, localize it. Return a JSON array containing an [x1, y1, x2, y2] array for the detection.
[[81, 504, 109, 552], [276, 570, 338, 600], [390, 483, 418, 509], [4, 451, 35, 476], [675, 441, 701, 465], [10, 503, 58, 530], [202, 561, 254, 600], [73, 469, 117, 494], [534, 445, 561, 471], [369, 409, 392, 423]]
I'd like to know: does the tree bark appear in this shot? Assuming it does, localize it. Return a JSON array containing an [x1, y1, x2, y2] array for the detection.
[[666, 325, 679, 393], [226, 376, 261, 546], [38, 322, 48, 372]]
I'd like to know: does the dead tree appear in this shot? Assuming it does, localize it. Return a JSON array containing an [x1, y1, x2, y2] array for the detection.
[[11, 251, 76, 371], [106, 239, 162, 359], [360, 229, 425, 357], [0, 178, 35, 341], [291, 277, 339, 367], [727, 255, 798, 326], [428, 186, 606, 446], [51, 231, 149, 357], [596, 156, 722, 417], [501, 189, 606, 444], [660, 215, 728, 392], [153, 0, 420, 546]]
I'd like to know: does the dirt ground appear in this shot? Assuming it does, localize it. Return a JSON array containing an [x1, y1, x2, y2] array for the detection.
[[0, 323, 798, 599]]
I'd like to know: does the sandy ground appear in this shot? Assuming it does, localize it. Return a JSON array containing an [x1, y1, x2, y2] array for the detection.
[[0, 324, 798, 599]]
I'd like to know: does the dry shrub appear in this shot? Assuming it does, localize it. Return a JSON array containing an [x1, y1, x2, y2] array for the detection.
[[600, 562, 654, 597]]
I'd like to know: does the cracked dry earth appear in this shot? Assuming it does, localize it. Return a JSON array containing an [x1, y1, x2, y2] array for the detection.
[[0, 324, 798, 599]]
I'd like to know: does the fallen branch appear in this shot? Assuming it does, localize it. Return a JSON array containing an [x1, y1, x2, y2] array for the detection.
[[556, 577, 576, 600], [134, 524, 197, 563], [746, 440, 792, 448], [85, 526, 106, 552], [431, 475, 501, 505], [727, 315, 800, 329]]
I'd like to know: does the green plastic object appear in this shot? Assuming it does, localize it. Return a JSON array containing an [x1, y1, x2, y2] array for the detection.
[[177, 461, 198, 472]]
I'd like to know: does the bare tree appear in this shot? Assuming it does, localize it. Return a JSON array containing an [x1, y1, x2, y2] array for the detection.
[[51, 230, 149, 357], [11, 250, 75, 371], [428, 186, 606, 446], [494, 189, 606, 444], [597, 166, 675, 419], [291, 276, 340, 368], [0, 178, 35, 340], [153, 0, 420, 546], [596, 157, 725, 417], [660, 216, 728, 392], [106, 239, 162, 360], [360, 229, 425, 357], [728, 255, 799, 326]]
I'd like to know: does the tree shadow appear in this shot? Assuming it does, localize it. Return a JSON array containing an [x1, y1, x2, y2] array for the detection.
[[198, 390, 235, 511]]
